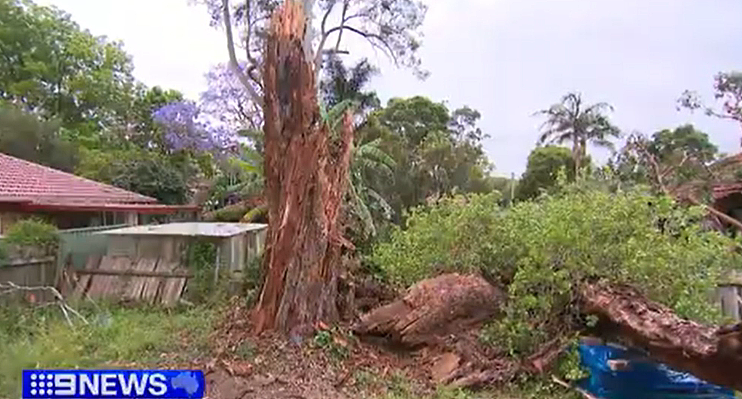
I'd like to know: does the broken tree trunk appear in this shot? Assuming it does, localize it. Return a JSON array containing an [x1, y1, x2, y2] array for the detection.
[[253, 0, 354, 333], [354, 274, 504, 346], [356, 273, 742, 390], [580, 282, 742, 391]]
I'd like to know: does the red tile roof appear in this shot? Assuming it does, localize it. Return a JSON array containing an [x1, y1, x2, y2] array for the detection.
[[0, 152, 158, 206]]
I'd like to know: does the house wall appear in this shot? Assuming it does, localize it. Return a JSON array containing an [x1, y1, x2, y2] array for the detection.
[[0, 209, 134, 234]]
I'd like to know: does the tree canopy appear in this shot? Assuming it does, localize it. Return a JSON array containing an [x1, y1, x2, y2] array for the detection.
[[359, 96, 495, 222], [516, 145, 577, 201], [0, 0, 136, 141], [535, 92, 620, 173]]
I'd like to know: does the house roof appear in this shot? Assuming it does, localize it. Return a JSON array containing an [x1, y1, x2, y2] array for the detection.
[[0, 152, 157, 207], [710, 152, 742, 200], [99, 222, 267, 237]]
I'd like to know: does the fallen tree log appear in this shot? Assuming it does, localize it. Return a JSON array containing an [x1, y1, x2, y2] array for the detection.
[[353, 274, 504, 347], [355, 273, 742, 391], [579, 282, 742, 391]]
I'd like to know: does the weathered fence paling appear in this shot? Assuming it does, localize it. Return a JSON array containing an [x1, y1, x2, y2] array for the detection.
[[75, 269, 194, 278], [719, 283, 742, 322], [0, 256, 56, 303]]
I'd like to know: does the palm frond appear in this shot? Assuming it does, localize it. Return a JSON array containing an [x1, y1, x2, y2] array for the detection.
[[346, 175, 377, 238], [356, 139, 396, 169]]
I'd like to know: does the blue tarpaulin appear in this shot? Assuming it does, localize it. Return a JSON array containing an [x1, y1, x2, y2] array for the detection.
[[577, 343, 736, 399]]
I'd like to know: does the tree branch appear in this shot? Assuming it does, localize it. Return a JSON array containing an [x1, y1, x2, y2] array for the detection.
[[244, 0, 257, 66], [314, 1, 337, 78], [333, 0, 350, 52], [0, 281, 88, 327], [302, 0, 316, 60], [223, 0, 263, 106], [324, 25, 398, 65]]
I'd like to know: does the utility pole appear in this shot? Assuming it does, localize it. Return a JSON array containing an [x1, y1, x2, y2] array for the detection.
[[510, 172, 516, 207]]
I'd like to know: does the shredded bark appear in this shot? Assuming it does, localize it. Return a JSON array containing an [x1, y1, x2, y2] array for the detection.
[[253, 0, 354, 333], [354, 274, 504, 347]]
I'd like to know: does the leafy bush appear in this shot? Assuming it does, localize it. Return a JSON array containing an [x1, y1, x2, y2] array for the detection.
[[371, 192, 502, 286], [3, 219, 59, 254], [372, 185, 741, 355]]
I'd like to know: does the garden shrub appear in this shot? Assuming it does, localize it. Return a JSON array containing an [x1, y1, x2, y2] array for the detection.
[[3, 219, 59, 255], [372, 184, 741, 355], [371, 192, 502, 286]]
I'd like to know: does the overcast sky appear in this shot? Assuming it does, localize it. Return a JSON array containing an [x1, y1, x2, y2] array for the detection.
[[38, 0, 742, 176]]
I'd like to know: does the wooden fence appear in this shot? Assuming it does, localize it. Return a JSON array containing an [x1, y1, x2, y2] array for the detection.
[[719, 277, 742, 322], [0, 256, 56, 303], [66, 255, 192, 307]]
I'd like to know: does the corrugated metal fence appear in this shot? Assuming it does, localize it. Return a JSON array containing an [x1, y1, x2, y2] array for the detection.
[[57, 224, 127, 271]]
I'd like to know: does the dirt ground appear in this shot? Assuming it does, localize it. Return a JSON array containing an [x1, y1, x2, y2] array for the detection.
[[170, 298, 437, 399]]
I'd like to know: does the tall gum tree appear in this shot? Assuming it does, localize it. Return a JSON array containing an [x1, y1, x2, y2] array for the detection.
[[254, 1, 354, 333], [200, 0, 427, 333]]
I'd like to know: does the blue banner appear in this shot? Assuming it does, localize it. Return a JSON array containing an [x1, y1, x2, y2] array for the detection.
[[22, 370, 204, 399]]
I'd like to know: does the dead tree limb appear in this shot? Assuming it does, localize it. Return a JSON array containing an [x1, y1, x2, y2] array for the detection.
[[357, 274, 742, 390], [0, 281, 88, 327], [579, 282, 742, 391]]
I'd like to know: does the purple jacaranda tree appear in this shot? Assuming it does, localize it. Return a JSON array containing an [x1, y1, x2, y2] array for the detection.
[[200, 62, 263, 132], [153, 100, 238, 156]]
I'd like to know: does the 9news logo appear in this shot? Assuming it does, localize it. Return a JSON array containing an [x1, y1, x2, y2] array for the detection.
[[22, 370, 205, 399]]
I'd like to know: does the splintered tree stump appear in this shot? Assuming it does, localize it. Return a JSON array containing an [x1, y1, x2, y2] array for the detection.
[[253, 1, 354, 333], [354, 274, 504, 346], [580, 282, 742, 391]]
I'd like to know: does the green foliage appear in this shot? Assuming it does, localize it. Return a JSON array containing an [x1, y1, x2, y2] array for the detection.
[[206, 202, 252, 222], [0, 104, 78, 172], [373, 184, 740, 356], [516, 146, 578, 201], [77, 149, 191, 204], [612, 125, 719, 191], [535, 92, 620, 173], [3, 219, 59, 252], [0, 0, 136, 137], [371, 192, 502, 287], [491, 176, 518, 207], [242, 204, 267, 223], [311, 327, 350, 361], [0, 305, 215, 397], [360, 96, 496, 225], [183, 240, 223, 305]]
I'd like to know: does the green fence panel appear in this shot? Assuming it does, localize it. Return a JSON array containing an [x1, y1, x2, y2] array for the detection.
[[57, 224, 127, 271]]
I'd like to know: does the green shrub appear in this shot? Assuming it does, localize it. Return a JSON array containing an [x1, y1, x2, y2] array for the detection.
[[183, 240, 223, 304], [372, 185, 741, 356], [3, 219, 59, 253], [371, 192, 502, 287]]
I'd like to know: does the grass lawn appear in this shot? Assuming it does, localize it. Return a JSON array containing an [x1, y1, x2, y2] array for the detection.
[[0, 302, 576, 399], [0, 304, 215, 398]]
